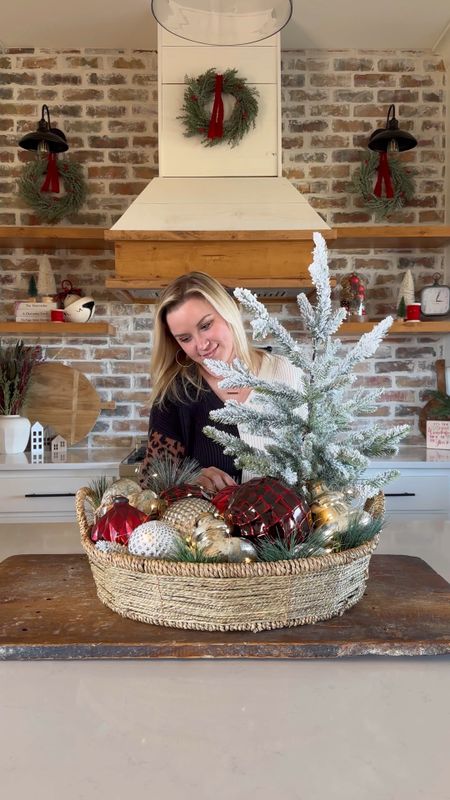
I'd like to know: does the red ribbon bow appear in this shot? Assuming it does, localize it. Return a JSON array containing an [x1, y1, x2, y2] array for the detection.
[[207, 73, 224, 140], [40, 153, 60, 193], [373, 152, 394, 199]]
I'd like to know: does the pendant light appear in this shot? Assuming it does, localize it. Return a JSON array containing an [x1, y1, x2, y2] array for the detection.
[[368, 104, 417, 155], [151, 0, 293, 45], [18, 105, 68, 155]]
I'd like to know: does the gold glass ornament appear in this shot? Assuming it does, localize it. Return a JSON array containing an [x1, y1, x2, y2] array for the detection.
[[192, 512, 231, 543], [200, 533, 257, 563], [162, 497, 215, 539], [309, 482, 351, 532], [128, 489, 161, 518], [101, 478, 141, 507], [190, 512, 257, 562]]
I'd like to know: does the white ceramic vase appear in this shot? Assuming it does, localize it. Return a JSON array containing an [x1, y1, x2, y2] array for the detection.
[[0, 415, 31, 455]]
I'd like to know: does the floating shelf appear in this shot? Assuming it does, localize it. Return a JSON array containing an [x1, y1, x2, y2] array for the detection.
[[331, 225, 450, 250], [2, 224, 450, 251], [339, 319, 450, 336], [0, 225, 111, 250], [0, 322, 115, 336]]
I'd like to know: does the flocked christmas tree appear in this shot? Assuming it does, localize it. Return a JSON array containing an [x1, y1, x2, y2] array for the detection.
[[204, 232, 409, 505]]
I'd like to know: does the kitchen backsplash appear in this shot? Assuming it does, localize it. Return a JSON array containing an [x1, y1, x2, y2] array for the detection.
[[0, 47, 447, 446]]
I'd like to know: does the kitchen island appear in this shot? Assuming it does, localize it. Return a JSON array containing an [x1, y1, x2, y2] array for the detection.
[[0, 513, 449, 800]]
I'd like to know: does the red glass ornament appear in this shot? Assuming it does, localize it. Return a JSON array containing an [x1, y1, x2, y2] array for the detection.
[[160, 483, 212, 506], [212, 484, 240, 514], [224, 477, 312, 541], [91, 496, 148, 546]]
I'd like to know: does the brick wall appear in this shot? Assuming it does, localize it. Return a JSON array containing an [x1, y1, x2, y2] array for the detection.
[[0, 47, 447, 447]]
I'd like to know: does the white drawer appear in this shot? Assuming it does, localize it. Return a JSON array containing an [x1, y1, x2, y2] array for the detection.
[[0, 468, 118, 522], [383, 475, 449, 516]]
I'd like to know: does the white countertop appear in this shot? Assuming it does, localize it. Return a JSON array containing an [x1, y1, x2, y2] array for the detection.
[[1, 518, 450, 800], [1, 444, 449, 471], [370, 445, 450, 468], [0, 447, 129, 470]]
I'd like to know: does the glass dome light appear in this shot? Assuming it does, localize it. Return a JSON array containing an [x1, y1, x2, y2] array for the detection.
[[151, 0, 293, 45]]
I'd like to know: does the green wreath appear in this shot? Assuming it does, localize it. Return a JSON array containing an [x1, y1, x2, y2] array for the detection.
[[178, 68, 259, 148], [18, 158, 87, 224], [352, 152, 415, 220]]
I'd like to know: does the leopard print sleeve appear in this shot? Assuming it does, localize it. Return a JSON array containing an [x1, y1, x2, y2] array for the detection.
[[139, 399, 186, 489], [139, 431, 185, 488]]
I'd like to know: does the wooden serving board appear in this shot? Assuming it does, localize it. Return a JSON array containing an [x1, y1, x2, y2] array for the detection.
[[22, 363, 101, 445], [1, 554, 449, 660]]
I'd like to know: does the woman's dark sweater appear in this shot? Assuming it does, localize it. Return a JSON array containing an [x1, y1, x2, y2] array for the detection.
[[140, 381, 242, 486]]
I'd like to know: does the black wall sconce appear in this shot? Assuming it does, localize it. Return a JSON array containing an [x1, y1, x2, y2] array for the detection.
[[368, 104, 417, 155], [18, 105, 68, 154]]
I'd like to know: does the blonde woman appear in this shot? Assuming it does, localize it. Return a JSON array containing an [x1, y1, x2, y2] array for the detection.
[[140, 271, 301, 493]]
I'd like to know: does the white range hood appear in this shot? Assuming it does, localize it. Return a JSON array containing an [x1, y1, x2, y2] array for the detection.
[[106, 28, 333, 300], [110, 176, 331, 233]]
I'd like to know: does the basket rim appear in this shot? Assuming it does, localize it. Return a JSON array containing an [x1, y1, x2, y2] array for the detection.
[[76, 486, 380, 580]]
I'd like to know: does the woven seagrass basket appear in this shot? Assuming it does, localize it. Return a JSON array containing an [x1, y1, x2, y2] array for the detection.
[[76, 487, 383, 633]]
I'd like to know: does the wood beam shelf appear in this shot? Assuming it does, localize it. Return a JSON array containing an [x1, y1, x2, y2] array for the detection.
[[0, 226, 111, 250], [0, 322, 115, 336], [330, 225, 450, 250], [338, 319, 450, 336]]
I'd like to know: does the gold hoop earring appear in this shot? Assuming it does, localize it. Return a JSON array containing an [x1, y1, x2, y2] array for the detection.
[[175, 349, 191, 368]]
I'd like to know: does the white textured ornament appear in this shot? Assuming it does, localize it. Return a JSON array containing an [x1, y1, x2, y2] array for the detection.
[[128, 520, 181, 559]]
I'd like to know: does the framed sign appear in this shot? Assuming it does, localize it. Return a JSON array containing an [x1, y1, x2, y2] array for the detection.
[[426, 420, 450, 450]]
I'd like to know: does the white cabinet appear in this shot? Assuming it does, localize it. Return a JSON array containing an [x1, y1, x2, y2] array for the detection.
[[366, 448, 450, 520], [0, 451, 125, 523]]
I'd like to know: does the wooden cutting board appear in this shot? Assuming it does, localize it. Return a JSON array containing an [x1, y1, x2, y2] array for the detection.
[[22, 363, 102, 445]]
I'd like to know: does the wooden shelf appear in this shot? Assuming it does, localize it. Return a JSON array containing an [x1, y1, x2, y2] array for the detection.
[[0, 226, 111, 249], [105, 229, 338, 242], [338, 319, 450, 336], [2, 224, 450, 251], [0, 322, 115, 336], [331, 225, 450, 250]]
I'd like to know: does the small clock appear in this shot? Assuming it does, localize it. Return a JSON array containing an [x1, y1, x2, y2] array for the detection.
[[420, 273, 450, 317]]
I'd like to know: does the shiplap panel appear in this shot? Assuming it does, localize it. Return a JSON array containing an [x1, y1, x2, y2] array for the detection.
[[161, 45, 278, 83], [160, 29, 278, 48], [160, 83, 278, 176]]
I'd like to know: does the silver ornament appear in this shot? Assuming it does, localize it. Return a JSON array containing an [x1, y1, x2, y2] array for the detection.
[[95, 540, 128, 554], [128, 521, 181, 559]]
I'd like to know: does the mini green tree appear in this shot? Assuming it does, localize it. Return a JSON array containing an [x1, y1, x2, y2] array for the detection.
[[203, 232, 409, 504], [397, 296, 406, 319], [28, 275, 38, 299]]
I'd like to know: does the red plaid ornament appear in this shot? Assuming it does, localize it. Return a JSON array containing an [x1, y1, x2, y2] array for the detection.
[[224, 477, 312, 541], [212, 485, 240, 515], [160, 483, 212, 506]]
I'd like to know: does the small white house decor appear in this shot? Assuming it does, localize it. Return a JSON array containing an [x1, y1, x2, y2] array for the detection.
[[51, 434, 67, 462], [30, 421, 44, 454], [51, 434, 67, 461]]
